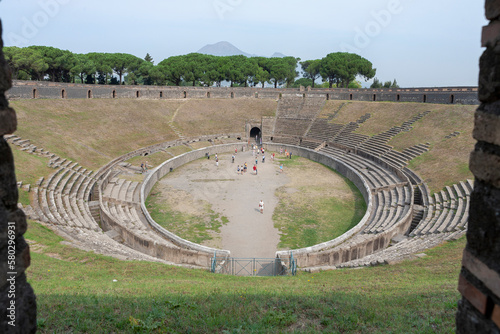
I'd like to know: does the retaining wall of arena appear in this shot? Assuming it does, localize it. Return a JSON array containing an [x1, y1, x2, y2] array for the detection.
[[95, 137, 242, 267], [140, 144, 241, 260], [7, 80, 479, 105], [266, 143, 414, 268], [139, 143, 377, 265]]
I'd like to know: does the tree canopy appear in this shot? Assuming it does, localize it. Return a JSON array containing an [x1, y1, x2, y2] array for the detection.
[[4, 46, 381, 89], [371, 78, 400, 89], [319, 52, 376, 88]]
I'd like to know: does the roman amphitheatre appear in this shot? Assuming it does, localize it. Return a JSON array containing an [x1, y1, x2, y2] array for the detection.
[[6, 82, 478, 331]]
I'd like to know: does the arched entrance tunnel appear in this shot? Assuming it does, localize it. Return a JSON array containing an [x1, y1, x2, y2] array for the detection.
[[250, 127, 262, 145]]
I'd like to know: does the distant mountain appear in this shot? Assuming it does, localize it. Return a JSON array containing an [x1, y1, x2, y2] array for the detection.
[[197, 41, 286, 58], [271, 52, 287, 58], [197, 41, 253, 57]]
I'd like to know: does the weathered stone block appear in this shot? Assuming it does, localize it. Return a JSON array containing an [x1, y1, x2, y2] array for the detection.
[[470, 150, 500, 187], [0, 138, 18, 209], [456, 298, 495, 334], [458, 274, 489, 315], [493, 304, 500, 329], [462, 249, 500, 299], [467, 180, 500, 272], [482, 21, 500, 47], [486, 0, 500, 20], [0, 107, 17, 136], [474, 104, 500, 146], [479, 47, 500, 103]]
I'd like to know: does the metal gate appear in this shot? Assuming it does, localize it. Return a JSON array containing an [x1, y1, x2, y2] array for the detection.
[[210, 253, 297, 276]]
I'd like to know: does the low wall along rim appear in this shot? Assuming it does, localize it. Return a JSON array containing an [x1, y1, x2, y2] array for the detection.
[[6, 80, 480, 105]]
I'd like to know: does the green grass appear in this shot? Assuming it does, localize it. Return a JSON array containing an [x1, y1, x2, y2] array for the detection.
[[146, 188, 228, 245], [11, 146, 54, 186], [18, 188, 31, 206], [274, 195, 366, 249], [26, 220, 464, 333], [273, 159, 367, 249], [275, 155, 303, 168]]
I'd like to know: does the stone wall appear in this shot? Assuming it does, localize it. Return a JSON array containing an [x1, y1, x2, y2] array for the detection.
[[6, 80, 480, 105], [140, 144, 236, 259], [265, 143, 413, 267], [456, 1, 500, 332], [0, 21, 37, 333]]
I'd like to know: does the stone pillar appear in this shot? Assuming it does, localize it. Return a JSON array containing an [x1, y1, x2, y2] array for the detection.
[[0, 21, 37, 333], [456, 2, 500, 333]]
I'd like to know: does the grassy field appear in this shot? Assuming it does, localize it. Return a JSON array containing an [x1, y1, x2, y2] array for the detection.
[[146, 184, 229, 247], [273, 156, 366, 249], [26, 219, 464, 333]]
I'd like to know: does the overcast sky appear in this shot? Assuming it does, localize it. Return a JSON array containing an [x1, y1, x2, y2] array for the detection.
[[0, 0, 488, 87]]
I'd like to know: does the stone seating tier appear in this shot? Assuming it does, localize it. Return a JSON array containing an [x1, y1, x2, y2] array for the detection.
[[273, 118, 314, 137], [305, 118, 345, 142]]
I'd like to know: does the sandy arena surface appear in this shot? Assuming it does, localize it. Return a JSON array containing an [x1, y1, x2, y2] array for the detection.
[[156, 149, 289, 258]]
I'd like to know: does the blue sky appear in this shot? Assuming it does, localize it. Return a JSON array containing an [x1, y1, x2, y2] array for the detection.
[[0, 0, 488, 87]]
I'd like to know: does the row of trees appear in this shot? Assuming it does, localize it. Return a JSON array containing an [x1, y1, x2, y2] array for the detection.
[[4, 46, 377, 88], [370, 77, 400, 89]]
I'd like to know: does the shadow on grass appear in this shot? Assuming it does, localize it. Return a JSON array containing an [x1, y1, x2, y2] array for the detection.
[[36, 288, 458, 333]]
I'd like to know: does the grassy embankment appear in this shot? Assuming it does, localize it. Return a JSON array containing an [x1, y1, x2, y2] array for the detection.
[[322, 101, 476, 193], [27, 218, 464, 333]]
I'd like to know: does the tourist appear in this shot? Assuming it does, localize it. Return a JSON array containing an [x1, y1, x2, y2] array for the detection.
[[237, 165, 240, 175], [140, 162, 144, 173], [235, 147, 237, 155], [216, 157, 219, 167], [244, 162, 248, 173], [272, 153, 275, 161], [259, 200, 264, 214], [280, 147, 283, 155], [280, 164, 283, 173], [262, 154, 265, 163], [253, 165, 257, 175], [255, 158, 258, 165], [231, 154, 235, 163], [289, 152, 292, 159]]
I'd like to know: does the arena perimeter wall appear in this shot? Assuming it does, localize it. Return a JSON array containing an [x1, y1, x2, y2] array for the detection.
[[265, 143, 413, 268], [7, 80, 479, 105]]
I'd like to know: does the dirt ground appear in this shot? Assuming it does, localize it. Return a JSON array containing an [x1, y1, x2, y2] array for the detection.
[[156, 149, 289, 258]]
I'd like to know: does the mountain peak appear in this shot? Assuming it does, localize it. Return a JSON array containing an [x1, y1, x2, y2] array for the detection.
[[197, 41, 252, 57], [197, 41, 286, 58]]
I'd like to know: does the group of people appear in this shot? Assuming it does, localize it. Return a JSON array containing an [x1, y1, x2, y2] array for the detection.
[[206, 145, 293, 214]]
